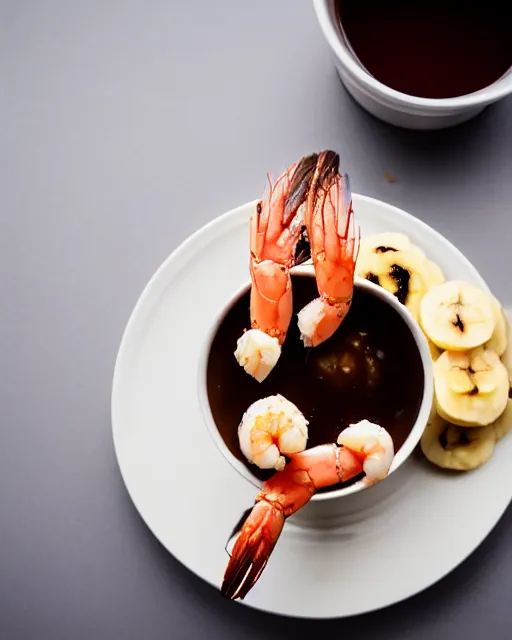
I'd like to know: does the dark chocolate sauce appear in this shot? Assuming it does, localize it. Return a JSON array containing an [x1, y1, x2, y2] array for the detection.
[[206, 274, 424, 489], [336, 1, 512, 99]]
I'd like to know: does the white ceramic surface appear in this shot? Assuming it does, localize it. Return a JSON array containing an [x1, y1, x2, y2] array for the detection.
[[312, 0, 512, 130], [111, 195, 512, 618], [198, 274, 433, 500]]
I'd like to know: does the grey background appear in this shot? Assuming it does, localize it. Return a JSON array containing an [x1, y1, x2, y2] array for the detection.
[[2, 1, 512, 638]]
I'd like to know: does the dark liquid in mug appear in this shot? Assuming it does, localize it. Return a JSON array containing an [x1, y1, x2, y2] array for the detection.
[[206, 274, 424, 490], [336, 1, 512, 99]]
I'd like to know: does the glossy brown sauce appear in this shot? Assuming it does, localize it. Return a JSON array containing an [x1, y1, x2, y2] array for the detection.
[[336, 1, 512, 99], [206, 274, 424, 489]]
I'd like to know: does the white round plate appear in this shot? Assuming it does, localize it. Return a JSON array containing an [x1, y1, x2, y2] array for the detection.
[[112, 195, 512, 618]]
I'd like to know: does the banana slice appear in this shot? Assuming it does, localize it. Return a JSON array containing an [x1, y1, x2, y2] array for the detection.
[[420, 281, 495, 351], [407, 242, 446, 288], [428, 388, 438, 424], [358, 232, 411, 256], [409, 243, 425, 259], [427, 338, 441, 422], [421, 414, 495, 471], [485, 294, 507, 357], [427, 338, 442, 362], [356, 248, 432, 320], [434, 348, 509, 426], [492, 398, 512, 441], [501, 310, 512, 386], [425, 260, 445, 288]]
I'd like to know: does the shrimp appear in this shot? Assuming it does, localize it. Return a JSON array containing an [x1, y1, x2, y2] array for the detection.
[[297, 151, 360, 347], [235, 153, 318, 382], [238, 395, 309, 471], [235, 151, 360, 381], [221, 419, 394, 600]]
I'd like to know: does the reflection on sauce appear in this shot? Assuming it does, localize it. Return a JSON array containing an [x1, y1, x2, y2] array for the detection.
[[206, 274, 424, 489], [336, 1, 512, 99]]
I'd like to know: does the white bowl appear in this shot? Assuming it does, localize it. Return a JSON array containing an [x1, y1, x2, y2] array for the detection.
[[312, 0, 512, 130], [198, 272, 433, 501]]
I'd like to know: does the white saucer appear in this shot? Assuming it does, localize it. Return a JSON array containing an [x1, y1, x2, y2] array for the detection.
[[111, 195, 512, 618]]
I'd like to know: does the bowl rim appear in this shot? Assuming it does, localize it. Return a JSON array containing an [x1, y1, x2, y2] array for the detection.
[[312, 0, 512, 111], [198, 269, 434, 501]]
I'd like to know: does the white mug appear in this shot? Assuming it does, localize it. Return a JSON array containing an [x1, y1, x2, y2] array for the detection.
[[312, 0, 512, 130]]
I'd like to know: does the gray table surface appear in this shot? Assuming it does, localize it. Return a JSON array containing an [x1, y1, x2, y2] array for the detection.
[[3, 1, 512, 638]]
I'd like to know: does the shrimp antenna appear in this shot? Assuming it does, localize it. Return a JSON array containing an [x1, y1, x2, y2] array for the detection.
[[266, 172, 274, 199], [337, 172, 353, 239]]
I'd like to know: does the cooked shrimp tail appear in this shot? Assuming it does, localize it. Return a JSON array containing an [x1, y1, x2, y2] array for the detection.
[[221, 501, 285, 600]]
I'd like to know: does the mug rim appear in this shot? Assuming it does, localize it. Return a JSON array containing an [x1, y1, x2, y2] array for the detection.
[[312, 0, 512, 111], [198, 269, 433, 502]]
